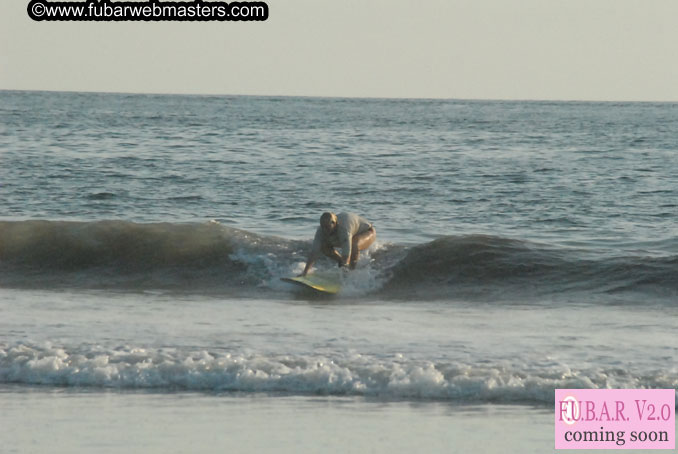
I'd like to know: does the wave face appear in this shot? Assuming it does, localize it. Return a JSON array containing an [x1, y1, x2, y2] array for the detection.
[[380, 236, 678, 301], [2, 342, 675, 403], [1, 220, 677, 302], [0, 220, 293, 292]]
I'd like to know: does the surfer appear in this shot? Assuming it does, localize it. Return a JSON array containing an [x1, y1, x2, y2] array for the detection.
[[300, 212, 376, 276]]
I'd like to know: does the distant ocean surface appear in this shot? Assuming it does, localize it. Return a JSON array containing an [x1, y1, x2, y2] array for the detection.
[[1, 91, 677, 451]]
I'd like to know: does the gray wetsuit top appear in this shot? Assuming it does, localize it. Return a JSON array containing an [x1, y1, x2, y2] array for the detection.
[[311, 212, 373, 262]]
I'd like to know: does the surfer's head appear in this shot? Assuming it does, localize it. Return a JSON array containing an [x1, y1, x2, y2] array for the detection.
[[320, 212, 337, 234]]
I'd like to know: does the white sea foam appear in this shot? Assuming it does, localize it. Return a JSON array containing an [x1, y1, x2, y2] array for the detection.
[[338, 247, 386, 297], [229, 239, 388, 296], [2, 342, 675, 403]]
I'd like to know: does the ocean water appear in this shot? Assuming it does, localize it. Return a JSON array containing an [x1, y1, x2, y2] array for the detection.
[[1, 90, 677, 453]]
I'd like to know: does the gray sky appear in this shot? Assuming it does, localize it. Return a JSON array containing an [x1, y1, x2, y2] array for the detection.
[[2, 0, 677, 101]]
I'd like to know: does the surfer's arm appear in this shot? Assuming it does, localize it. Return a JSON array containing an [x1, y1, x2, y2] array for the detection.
[[327, 248, 345, 267], [301, 243, 344, 275], [301, 257, 315, 276], [339, 232, 352, 267], [301, 229, 326, 276]]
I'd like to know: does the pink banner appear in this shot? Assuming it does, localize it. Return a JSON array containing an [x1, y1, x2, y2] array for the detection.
[[555, 389, 675, 450]]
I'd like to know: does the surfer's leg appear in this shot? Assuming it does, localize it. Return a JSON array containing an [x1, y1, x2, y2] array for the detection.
[[349, 227, 376, 269]]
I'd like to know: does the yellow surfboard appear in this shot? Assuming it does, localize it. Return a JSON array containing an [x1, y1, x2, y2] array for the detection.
[[281, 271, 341, 294]]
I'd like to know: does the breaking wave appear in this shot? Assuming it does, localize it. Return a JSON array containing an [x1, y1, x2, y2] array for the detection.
[[2, 342, 675, 403], [1, 220, 677, 302]]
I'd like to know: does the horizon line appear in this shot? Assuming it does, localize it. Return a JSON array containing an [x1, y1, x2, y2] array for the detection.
[[1, 87, 677, 104]]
